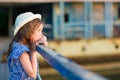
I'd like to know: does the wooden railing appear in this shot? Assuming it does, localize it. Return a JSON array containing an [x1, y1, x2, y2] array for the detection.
[[36, 45, 109, 80]]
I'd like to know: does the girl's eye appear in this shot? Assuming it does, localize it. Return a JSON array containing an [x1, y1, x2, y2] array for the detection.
[[38, 28, 42, 32], [38, 29, 41, 31]]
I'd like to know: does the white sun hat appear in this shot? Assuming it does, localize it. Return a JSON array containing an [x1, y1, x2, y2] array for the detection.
[[14, 12, 42, 36]]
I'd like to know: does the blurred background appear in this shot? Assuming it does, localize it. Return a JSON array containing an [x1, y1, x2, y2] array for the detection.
[[0, 0, 120, 80]]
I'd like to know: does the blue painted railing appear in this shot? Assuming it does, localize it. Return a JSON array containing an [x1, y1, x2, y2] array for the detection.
[[36, 45, 108, 80]]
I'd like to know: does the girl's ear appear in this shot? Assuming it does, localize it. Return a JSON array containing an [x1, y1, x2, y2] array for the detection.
[[30, 36, 34, 42]]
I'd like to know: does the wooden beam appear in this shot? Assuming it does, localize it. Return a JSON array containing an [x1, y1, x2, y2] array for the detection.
[[0, 0, 120, 3]]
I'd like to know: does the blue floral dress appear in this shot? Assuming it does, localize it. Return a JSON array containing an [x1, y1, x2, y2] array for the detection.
[[7, 42, 38, 80]]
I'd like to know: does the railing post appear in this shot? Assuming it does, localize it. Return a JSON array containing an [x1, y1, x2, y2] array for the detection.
[[105, 2, 113, 38], [84, 2, 93, 39], [59, 0, 65, 39]]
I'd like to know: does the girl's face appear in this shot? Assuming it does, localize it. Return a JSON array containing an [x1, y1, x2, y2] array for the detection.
[[31, 24, 43, 42]]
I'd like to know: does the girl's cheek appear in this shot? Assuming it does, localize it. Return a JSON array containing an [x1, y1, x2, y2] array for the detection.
[[40, 32, 43, 38]]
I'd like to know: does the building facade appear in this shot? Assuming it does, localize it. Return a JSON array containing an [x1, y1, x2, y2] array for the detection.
[[0, 0, 120, 40]]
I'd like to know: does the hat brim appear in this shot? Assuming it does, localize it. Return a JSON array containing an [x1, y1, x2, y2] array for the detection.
[[14, 14, 41, 36]]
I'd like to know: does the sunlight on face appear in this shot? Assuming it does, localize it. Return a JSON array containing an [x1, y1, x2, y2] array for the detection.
[[31, 24, 43, 42]]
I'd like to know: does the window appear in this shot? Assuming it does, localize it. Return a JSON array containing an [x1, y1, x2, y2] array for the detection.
[[64, 13, 69, 22], [0, 7, 8, 37]]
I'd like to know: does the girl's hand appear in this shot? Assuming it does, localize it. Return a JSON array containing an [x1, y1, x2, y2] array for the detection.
[[36, 35, 48, 47], [30, 39, 36, 52]]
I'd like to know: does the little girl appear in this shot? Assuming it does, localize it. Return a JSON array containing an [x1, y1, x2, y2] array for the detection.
[[7, 12, 47, 80]]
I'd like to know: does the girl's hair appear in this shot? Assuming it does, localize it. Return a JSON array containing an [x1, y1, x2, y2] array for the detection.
[[7, 18, 43, 56]]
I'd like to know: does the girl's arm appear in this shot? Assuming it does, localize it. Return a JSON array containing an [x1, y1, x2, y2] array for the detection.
[[19, 51, 38, 79]]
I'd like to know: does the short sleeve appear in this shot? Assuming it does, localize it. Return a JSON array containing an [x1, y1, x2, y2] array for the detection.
[[11, 42, 30, 59]]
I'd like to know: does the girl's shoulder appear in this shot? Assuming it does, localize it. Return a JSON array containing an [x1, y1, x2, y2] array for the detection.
[[12, 42, 30, 51], [12, 42, 29, 49], [10, 42, 30, 59]]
